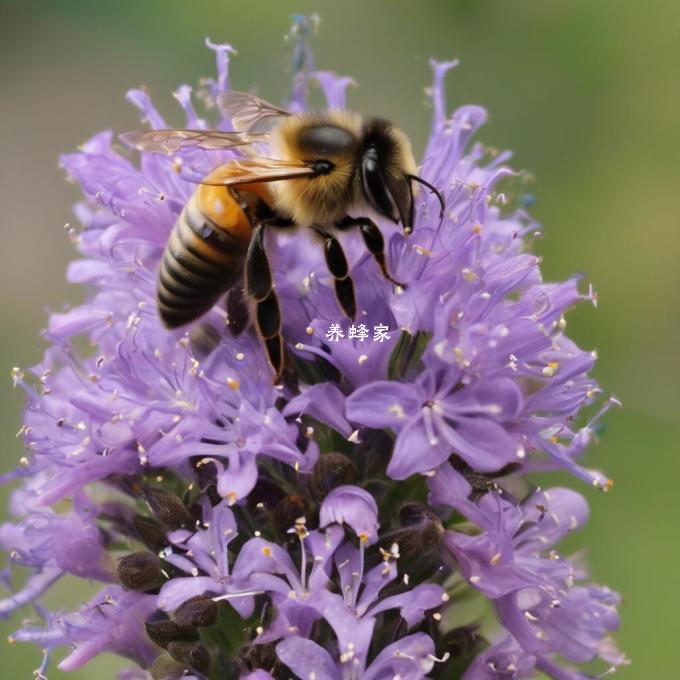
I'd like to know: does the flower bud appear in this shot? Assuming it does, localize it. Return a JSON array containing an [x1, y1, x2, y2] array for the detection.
[[143, 486, 195, 530], [145, 620, 199, 648], [310, 452, 358, 500], [272, 493, 311, 538], [239, 642, 278, 673], [149, 654, 190, 680], [173, 596, 218, 627], [393, 502, 444, 559], [441, 625, 484, 658], [132, 515, 168, 553], [117, 551, 163, 591], [167, 640, 212, 675]]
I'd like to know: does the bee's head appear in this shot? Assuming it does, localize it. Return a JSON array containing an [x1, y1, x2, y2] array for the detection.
[[360, 119, 445, 234]]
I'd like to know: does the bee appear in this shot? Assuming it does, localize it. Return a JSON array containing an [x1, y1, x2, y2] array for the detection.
[[121, 91, 444, 380]]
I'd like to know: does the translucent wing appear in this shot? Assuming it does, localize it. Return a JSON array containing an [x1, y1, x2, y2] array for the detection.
[[199, 157, 315, 186], [119, 129, 269, 154], [216, 91, 291, 133]]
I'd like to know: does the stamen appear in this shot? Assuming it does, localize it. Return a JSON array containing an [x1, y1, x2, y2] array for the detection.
[[287, 517, 309, 591], [421, 406, 439, 446], [211, 590, 264, 602], [350, 539, 365, 609]]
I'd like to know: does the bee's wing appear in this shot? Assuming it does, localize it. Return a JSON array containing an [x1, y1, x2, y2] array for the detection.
[[216, 91, 291, 133], [119, 129, 270, 154], [199, 157, 315, 186]]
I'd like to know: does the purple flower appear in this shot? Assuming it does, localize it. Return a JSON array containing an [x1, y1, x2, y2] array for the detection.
[[0, 15, 624, 679], [442, 488, 627, 673], [443, 487, 588, 598], [277, 632, 440, 680], [346, 368, 522, 478], [0, 491, 114, 616], [462, 635, 537, 679], [319, 485, 379, 542], [156, 500, 263, 616], [10, 587, 158, 672]]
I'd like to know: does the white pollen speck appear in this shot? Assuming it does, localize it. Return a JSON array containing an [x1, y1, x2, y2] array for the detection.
[[347, 430, 360, 443]]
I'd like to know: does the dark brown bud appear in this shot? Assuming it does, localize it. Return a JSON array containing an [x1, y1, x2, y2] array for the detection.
[[272, 493, 311, 537], [117, 551, 163, 591], [149, 654, 189, 680], [441, 625, 485, 659], [173, 596, 218, 628], [399, 501, 437, 527], [145, 620, 199, 649], [395, 502, 444, 559], [310, 452, 358, 500], [167, 640, 212, 675], [238, 642, 278, 673], [143, 486, 195, 530], [132, 515, 167, 553]]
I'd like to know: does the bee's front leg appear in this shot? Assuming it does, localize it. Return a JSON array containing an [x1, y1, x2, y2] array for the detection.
[[335, 215, 407, 289]]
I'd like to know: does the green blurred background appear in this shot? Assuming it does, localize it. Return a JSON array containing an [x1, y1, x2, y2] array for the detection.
[[1, 0, 678, 676]]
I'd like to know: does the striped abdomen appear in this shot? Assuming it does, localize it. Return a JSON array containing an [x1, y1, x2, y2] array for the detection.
[[156, 184, 252, 329]]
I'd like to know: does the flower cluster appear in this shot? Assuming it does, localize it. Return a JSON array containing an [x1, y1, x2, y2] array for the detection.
[[1, 17, 626, 680]]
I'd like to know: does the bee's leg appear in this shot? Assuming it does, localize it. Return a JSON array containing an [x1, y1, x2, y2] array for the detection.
[[316, 230, 356, 320], [225, 284, 249, 336], [336, 216, 407, 289], [245, 224, 284, 381]]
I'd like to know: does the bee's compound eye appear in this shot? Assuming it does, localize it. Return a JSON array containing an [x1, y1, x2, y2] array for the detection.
[[361, 146, 398, 223]]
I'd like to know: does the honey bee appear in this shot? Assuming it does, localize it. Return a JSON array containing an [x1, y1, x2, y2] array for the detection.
[[121, 91, 444, 380]]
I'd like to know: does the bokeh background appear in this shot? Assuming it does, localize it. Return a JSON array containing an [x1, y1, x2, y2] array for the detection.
[[1, 0, 677, 676]]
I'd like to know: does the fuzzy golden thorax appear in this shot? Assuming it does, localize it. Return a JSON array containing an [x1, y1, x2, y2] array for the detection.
[[269, 111, 417, 228]]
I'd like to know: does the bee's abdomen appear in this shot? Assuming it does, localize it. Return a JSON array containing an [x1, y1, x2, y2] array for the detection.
[[157, 194, 248, 329]]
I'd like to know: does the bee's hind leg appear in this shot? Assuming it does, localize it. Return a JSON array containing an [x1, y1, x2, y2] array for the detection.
[[336, 216, 407, 289], [225, 284, 249, 336], [245, 224, 285, 381]]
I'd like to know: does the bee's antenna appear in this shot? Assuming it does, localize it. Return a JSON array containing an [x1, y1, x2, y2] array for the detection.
[[408, 175, 446, 219]]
